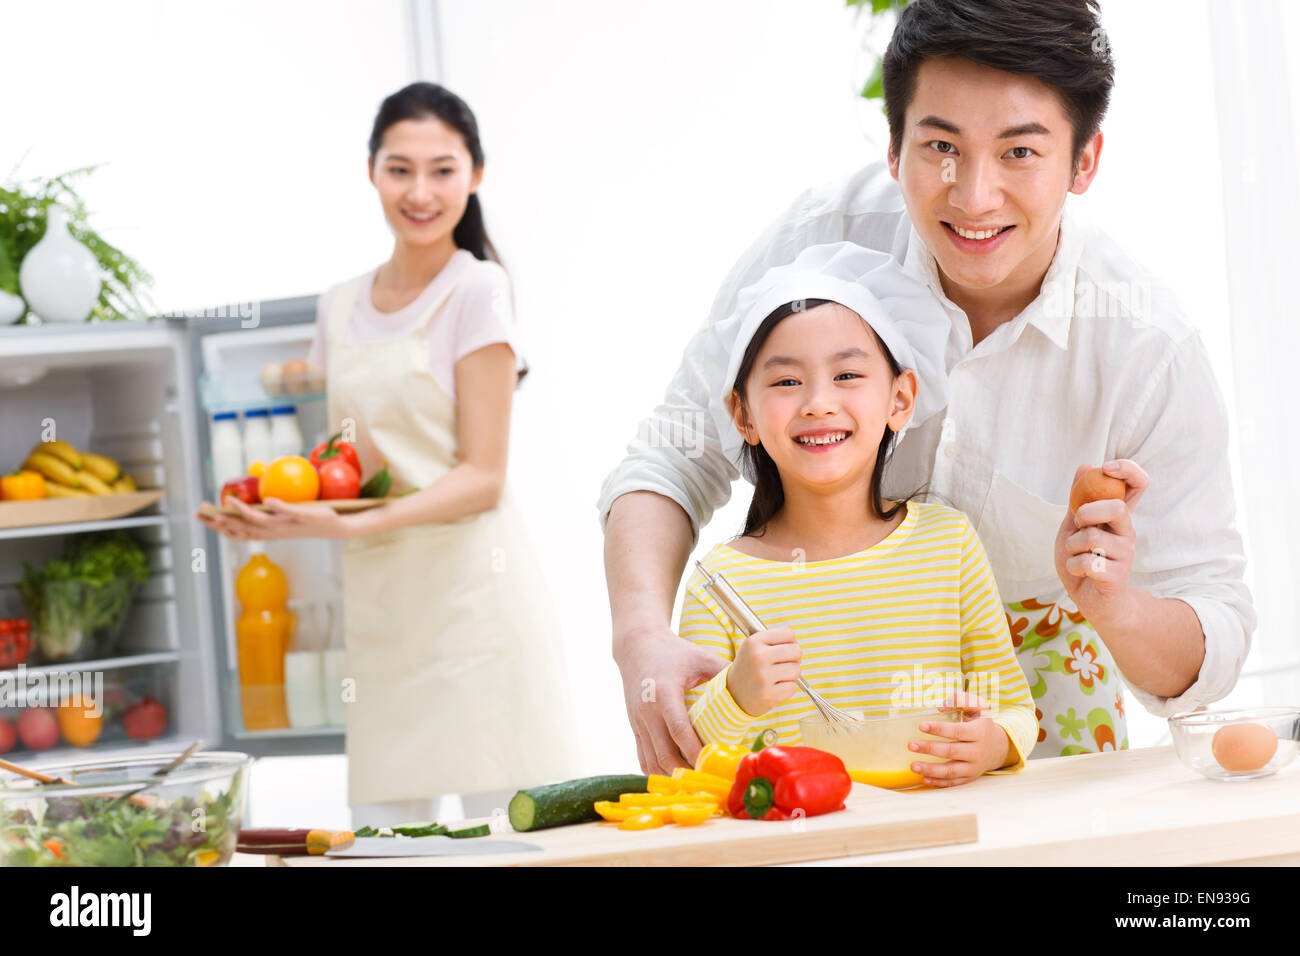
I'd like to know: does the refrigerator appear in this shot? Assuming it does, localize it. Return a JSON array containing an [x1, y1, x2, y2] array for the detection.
[[0, 296, 343, 768]]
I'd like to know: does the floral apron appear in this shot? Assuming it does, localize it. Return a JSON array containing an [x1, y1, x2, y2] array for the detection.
[[1004, 595, 1129, 757]]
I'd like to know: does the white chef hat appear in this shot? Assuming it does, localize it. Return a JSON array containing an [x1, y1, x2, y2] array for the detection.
[[711, 241, 951, 483]]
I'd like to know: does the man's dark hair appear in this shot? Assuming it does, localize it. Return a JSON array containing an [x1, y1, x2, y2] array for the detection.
[[882, 0, 1115, 165]]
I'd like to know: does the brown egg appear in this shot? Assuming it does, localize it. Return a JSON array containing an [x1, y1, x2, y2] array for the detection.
[[1211, 722, 1278, 772], [281, 358, 310, 395], [1069, 467, 1127, 514]]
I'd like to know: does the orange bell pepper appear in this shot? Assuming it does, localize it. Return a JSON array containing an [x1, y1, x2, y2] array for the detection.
[[1, 470, 45, 501]]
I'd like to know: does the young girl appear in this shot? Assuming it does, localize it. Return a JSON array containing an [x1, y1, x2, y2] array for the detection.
[[680, 242, 1037, 787]]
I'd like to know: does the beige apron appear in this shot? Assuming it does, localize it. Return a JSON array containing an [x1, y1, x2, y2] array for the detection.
[[326, 269, 580, 805]]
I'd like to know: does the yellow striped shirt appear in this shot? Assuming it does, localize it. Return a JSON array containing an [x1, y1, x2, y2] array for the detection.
[[680, 501, 1037, 772]]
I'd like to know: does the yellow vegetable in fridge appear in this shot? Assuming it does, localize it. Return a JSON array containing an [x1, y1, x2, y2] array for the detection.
[[111, 474, 138, 494], [23, 452, 80, 488], [44, 482, 90, 498], [80, 453, 122, 483], [32, 441, 82, 470], [76, 471, 114, 496]]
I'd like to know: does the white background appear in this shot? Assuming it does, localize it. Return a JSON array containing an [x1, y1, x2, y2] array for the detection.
[[4, 1, 1294, 801]]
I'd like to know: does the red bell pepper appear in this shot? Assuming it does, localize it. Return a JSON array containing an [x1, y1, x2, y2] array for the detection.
[[308, 433, 361, 476], [727, 746, 852, 821]]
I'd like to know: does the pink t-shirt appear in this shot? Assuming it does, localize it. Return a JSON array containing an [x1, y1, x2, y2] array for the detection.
[[307, 249, 522, 402]]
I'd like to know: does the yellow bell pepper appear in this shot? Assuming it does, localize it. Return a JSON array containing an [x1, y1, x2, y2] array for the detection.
[[669, 768, 733, 800], [669, 803, 718, 827], [619, 812, 667, 831], [619, 791, 718, 807], [1, 470, 45, 501], [646, 774, 682, 794], [694, 742, 750, 780], [594, 800, 643, 822]]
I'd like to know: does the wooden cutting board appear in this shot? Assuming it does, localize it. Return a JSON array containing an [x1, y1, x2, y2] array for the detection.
[[269, 783, 977, 867]]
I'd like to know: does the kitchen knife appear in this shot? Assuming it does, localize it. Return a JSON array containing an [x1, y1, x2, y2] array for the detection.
[[326, 835, 542, 858]]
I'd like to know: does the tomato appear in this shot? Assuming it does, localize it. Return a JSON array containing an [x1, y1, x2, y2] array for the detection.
[[123, 697, 168, 740], [317, 458, 361, 500], [309, 433, 361, 476], [258, 456, 320, 503]]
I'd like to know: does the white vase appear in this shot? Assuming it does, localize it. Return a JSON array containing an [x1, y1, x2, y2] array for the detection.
[[19, 205, 101, 323], [0, 289, 24, 324]]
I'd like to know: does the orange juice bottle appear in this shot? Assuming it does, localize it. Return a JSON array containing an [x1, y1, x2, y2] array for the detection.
[[235, 553, 294, 730]]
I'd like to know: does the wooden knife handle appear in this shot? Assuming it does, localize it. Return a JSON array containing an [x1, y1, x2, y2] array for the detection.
[[237, 828, 355, 855]]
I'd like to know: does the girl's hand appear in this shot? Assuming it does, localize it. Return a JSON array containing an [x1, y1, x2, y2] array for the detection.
[[727, 626, 801, 718], [196, 497, 348, 541], [1054, 459, 1149, 631], [908, 691, 1012, 788]]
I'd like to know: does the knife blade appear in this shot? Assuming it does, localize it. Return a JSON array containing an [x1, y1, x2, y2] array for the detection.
[[325, 835, 542, 858]]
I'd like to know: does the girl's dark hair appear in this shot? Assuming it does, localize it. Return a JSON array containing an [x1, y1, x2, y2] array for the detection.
[[882, 0, 1115, 166], [732, 300, 910, 539], [369, 82, 530, 386]]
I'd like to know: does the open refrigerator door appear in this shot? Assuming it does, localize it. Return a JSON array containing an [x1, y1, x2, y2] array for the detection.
[[178, 296, 347, 758]]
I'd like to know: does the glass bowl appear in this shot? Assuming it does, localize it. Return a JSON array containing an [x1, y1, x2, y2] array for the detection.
[[0, 751, 253, 866], [800, 707, 963, 789], [1168, 707, 1300, 781]]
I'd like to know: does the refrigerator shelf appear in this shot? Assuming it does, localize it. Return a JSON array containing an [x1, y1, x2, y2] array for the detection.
[[0, 512, 167, 543], [0, 650, 180, 683], [201, 390, 325, 416], [232, 724, 343, 739]]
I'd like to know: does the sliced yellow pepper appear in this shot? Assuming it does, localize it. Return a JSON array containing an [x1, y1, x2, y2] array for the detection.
[[619, 791, 717, 807], [670, 768, 733, 799], [619, 811, 667, 831], [646, 774, 682, 794], [694, 742, 749, 780], [594, 800, 642, 822], [669, 803, 718, 826]]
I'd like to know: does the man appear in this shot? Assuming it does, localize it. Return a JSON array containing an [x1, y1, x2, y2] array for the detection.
[[599, 0, 1255, 773]]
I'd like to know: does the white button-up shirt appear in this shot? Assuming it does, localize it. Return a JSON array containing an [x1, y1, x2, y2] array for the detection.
[[597, 160, 1255, 718]]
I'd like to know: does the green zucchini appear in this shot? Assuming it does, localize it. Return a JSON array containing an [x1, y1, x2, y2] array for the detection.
[[446, 824, 491, 839], [508, 774, 649, 832]]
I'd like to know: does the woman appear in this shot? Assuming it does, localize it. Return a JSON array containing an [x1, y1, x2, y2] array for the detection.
[[200, 82, 579, 825]]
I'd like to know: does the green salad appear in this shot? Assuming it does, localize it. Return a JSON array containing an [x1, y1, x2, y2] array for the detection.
[[0, 784, 240, 867]]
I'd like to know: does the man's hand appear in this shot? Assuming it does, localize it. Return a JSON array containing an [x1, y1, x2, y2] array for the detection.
[[616, 625, 724, 774], [1054, 459, 1149, 630], [726, 626, 801, 718]]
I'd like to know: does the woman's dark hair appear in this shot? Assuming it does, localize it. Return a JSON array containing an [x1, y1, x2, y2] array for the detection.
[[369, 83, 530, 386], [882, 0, 1115, 166], [732, 299, 909, 539]]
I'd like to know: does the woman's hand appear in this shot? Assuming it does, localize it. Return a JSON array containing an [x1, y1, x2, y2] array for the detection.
[[908, 691, 1012, 788], [1054, 459, 1149, 630], [196, 497, 349, 541], [726, 626, 801, 718]]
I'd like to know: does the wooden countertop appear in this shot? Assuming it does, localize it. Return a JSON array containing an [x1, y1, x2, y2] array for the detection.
[[242, 746, 1300, 867], [816, 745, 1300, 866]]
